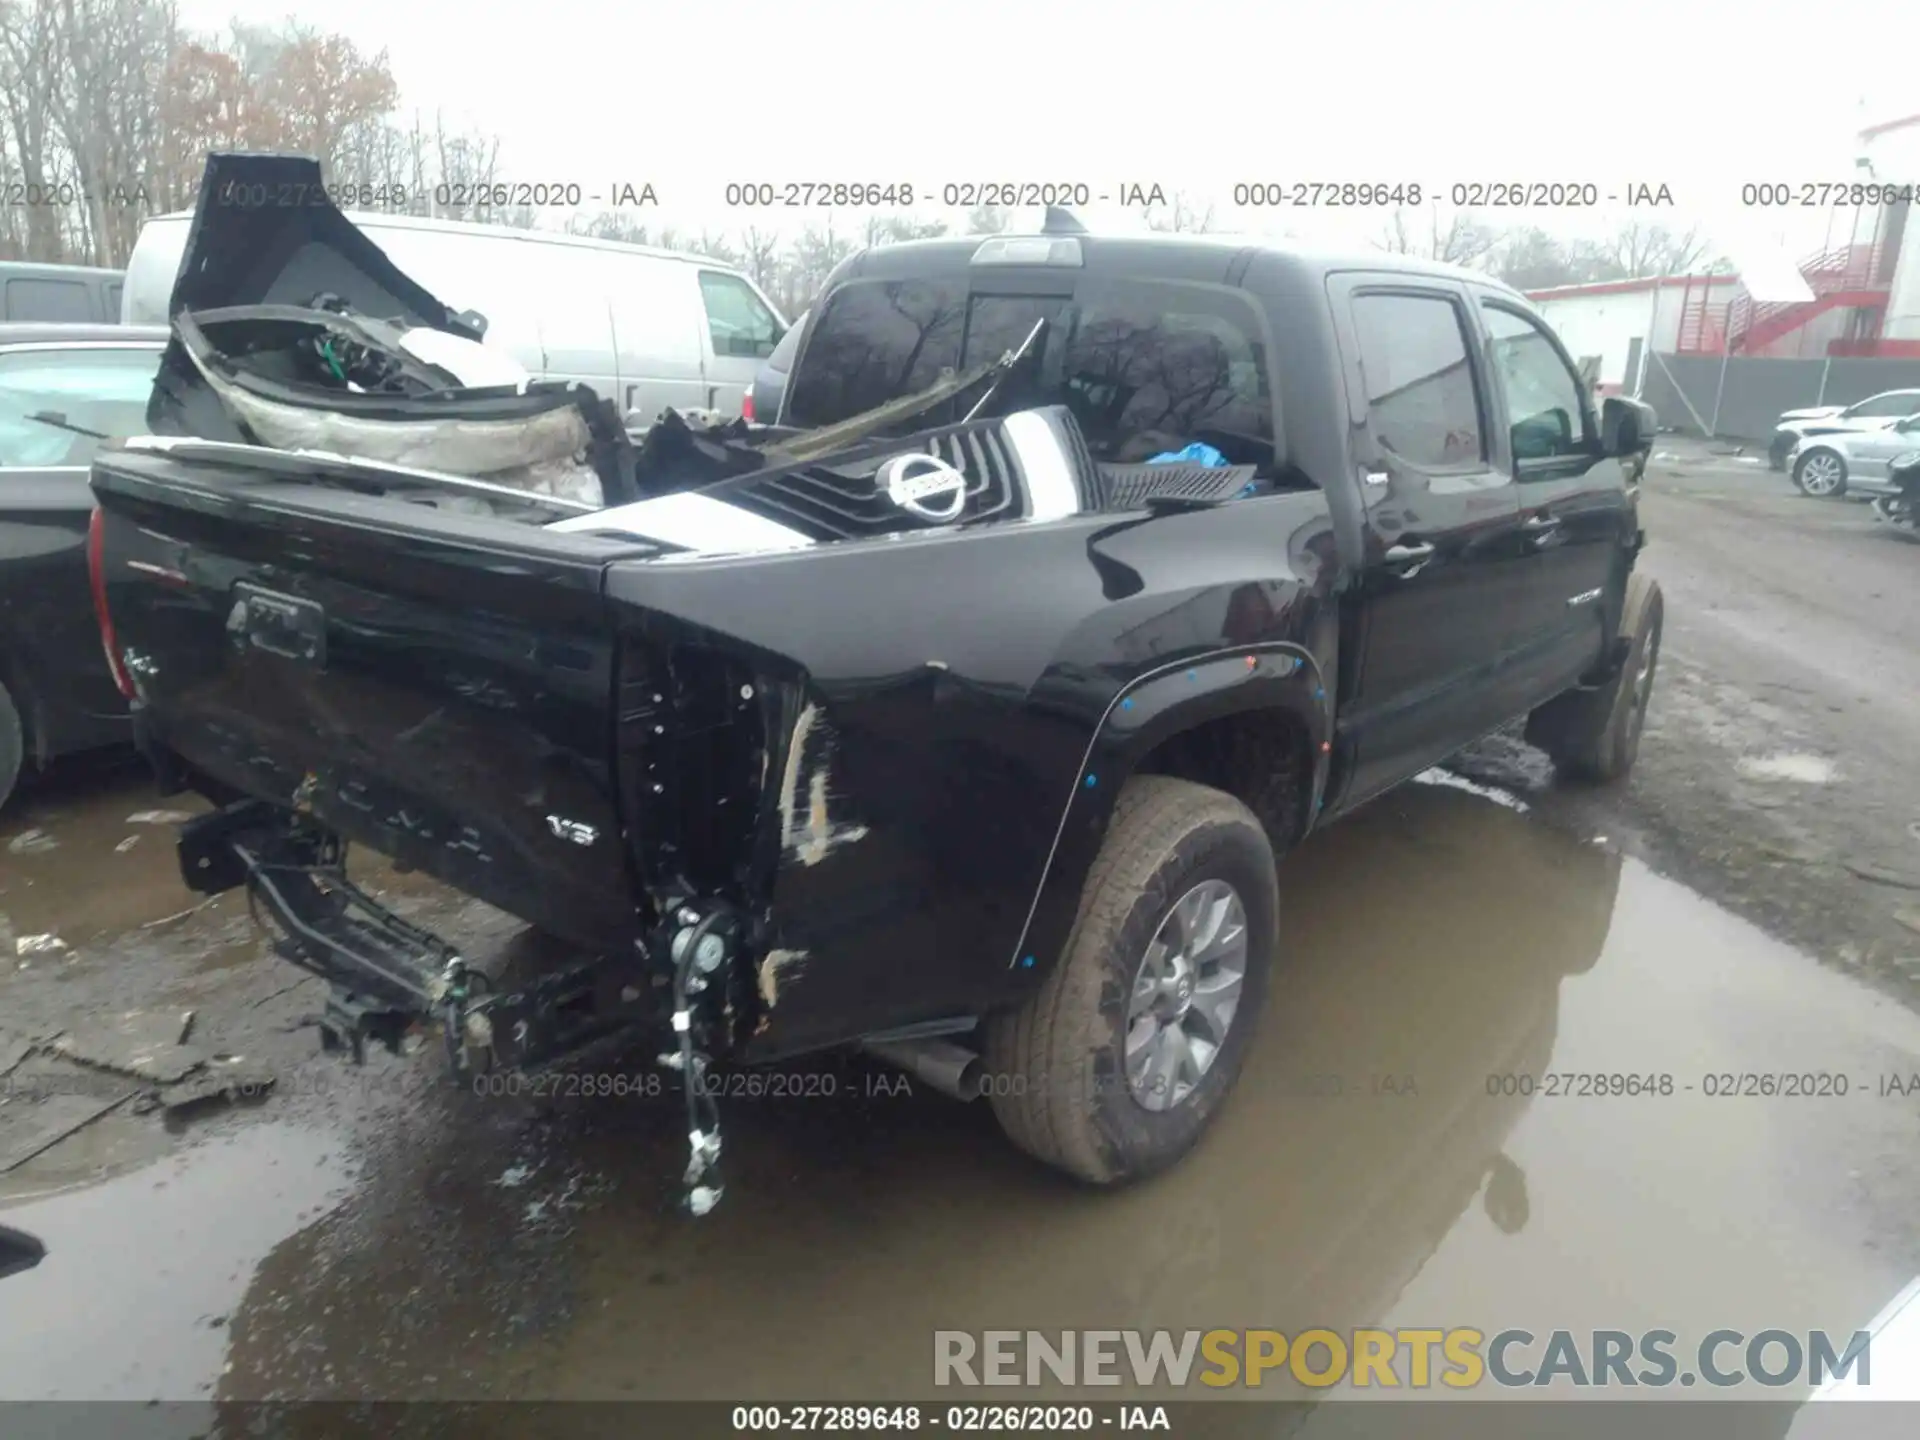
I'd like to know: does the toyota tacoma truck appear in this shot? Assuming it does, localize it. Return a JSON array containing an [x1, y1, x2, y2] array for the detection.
[[89, 157, 1660, 1214]]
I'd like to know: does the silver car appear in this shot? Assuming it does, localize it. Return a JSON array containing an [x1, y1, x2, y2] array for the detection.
[[1770, 388, 1920, 473], [1787, 413, 1920, 498]]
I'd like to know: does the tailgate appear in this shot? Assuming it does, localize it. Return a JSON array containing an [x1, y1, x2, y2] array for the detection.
[[91, 444, 656, 950]]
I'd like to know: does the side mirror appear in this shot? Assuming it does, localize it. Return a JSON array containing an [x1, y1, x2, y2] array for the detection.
[[1600, 396, 1644, 458], [454, 308, 489, 340], [1896, 415, 1920, 432]]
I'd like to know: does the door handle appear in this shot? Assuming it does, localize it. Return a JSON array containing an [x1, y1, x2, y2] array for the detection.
[[1382, 541, 1436, 575], [1522, 513, 1562, 533]]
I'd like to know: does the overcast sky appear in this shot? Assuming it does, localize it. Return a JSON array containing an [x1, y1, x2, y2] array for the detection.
[[176, 0, 1912, 260]]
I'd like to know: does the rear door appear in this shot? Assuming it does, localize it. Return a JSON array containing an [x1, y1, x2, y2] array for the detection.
[[0, 341, 164, 754], [1326, 276, 1529, 804], [1472, 294, 1630, 696], [694, 268, 787, 414]]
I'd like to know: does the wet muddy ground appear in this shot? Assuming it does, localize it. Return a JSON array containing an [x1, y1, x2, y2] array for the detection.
[[5, 438, 1920, 1431]]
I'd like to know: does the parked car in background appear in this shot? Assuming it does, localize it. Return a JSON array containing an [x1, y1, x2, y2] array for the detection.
[[0, 323, 168, 809], [122, 204, 788, 425], [0, 263, 125, 324], [745, 308, 807, 424], [1770, 388, 1920, 472], [1787, 414, 1920, 499]]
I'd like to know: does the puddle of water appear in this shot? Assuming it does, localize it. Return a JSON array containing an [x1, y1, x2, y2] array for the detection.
[[36, 781, 1912, 1409], [472, 784, 1912, 1402], [0, 1123, 353, 1400], [1738, 753, 1839, 784], [0, 770, 211, 947]]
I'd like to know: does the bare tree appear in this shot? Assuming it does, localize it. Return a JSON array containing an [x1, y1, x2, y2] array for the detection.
[[738, 225, 782, 290], [0, 0, 69, 261], [774, 221, 857, 316], [965, 204, 1008, 235], [1577, 222, 1710, 280], [862, 214, 949, 248], [569, 209, 653, 244], [1376, 203, 1499, 268], [1494, 226, 1580, 290], [1146, 190, 1216, 234], [50, 0, 178, 264]]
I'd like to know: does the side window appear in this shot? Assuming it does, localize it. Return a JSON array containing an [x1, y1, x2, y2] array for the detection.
[[1349, 292, 1484, 468], [784, 279, 966, 426], [5, 278, 93, 324], [1851, 392, 1920, 419], [698, 271, 782, 360], [0, 347, 162, 467], [1055, 280, 1275, 471], [1481, 304, 1589, 465]]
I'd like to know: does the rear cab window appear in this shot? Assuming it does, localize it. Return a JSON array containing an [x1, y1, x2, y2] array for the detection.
[[786, 274, 1279, 476], [5, 277, 94, 323]]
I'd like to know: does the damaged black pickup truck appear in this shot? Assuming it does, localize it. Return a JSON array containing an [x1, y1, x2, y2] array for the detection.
[[90, 156, 1660, 1214]]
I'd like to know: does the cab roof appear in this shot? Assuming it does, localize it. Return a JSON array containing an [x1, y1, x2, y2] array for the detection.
[[833, 229, 1527, 296]]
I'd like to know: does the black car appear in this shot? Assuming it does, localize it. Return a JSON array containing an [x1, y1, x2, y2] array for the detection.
[[744, 308, 806, 425], [0, 323, 169, 808], [92, 156, 1658, 1212]]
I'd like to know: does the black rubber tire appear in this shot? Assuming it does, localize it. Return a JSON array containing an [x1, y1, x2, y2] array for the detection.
[[1524, 572, 1664, 785], [982, 775, 1279, 1185], [0, 677, 23, 814], [1792, 447, 1849, 498]]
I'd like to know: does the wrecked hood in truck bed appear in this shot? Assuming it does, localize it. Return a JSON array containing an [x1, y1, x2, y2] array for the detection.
[[146, 152, 636, 509]]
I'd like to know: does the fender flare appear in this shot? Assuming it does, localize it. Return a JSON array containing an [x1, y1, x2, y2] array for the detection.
[[1003, 641, 1333, 976]]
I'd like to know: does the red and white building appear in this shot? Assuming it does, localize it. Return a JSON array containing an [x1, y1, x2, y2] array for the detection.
[[1528, 110, 1920, 386]]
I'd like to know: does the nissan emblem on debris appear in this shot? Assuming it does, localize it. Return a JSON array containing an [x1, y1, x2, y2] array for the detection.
[[878, 453, 970, 522]]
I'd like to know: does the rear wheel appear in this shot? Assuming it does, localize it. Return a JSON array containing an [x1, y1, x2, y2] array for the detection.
[[1525, 573, 1664, 785], [0, 678, 23, 813], [983, 775, 1278, 1185], [1793, 447, 1848, 498]]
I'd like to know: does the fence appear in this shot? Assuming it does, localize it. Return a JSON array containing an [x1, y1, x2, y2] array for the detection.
[[1642, 354, 1920, 444]]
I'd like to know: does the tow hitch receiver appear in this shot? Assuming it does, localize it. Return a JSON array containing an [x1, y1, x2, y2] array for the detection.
[[180, 800, 744, 1216], [180, 801, 653, 1074]]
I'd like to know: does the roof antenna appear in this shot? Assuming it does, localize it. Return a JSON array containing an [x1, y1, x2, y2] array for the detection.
[[1041, 206, 1088, 236]]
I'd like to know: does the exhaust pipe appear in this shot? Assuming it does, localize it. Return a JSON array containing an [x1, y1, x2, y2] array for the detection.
[[861, 1037, 984, 1101]]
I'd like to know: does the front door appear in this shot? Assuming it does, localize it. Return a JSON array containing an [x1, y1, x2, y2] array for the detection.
[[1327, 278, 1528, 807], [696, 270, 787, 415], [1845, 413, 1920, 485], [1474, 297, 1632, 698]]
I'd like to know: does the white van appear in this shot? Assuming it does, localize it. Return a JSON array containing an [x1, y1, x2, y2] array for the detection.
[[121, 210, 788, 423]]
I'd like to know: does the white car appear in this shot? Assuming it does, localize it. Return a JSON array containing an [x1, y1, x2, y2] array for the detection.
[[1770, 389, 1920, 473], [1782, 1274, 1920, 1436], [1788, 415, 1920, 498]]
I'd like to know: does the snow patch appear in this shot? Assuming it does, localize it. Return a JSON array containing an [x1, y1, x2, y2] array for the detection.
[[1737, 753, 1838, 784]]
